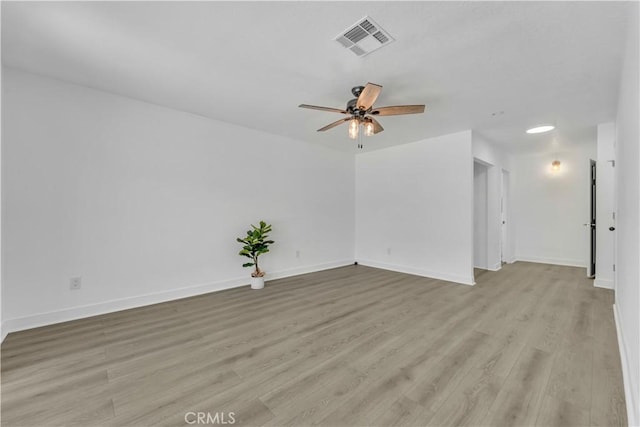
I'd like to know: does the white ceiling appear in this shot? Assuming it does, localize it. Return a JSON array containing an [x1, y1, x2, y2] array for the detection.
[[1, 1, 631, 153]]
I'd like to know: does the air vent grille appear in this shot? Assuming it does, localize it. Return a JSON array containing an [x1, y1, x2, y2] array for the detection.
[[344, 26, 368, 44], [359, 19, 376, 33], [334, 16, 394, 57], [373, 31, 389, 44]]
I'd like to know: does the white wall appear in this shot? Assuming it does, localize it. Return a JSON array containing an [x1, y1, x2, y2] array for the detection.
[[595, 122, 616, 289], [1, 68, 355, 333], [512, 138, 596, 268], [473, 162, 489, 269], [0, 6, 4, 342], [472, 133, 513, 268], [613, 4, 639, 425], [355, 131, 474, 285]]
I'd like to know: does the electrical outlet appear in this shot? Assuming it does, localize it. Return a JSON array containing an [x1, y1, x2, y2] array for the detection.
[[296, 250, 300, 259], [387, 248, 392, 255], [70, 277, 82, 290]]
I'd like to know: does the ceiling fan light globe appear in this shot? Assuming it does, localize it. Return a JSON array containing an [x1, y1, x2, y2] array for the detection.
[[363, 121, 374, 136], [348, 119, 359, 139]]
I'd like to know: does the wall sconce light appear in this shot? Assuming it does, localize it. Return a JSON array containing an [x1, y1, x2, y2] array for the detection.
[[551, 160, 561, 172]]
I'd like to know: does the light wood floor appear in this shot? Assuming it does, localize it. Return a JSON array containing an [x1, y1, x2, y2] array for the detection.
[[1, 262, 627, 426]]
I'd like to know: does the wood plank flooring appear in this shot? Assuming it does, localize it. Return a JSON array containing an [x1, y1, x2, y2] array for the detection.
[[1, 262, 627, 426]]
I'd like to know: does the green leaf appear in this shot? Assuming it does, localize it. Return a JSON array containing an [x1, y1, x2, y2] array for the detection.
[[237, 221, 274, 269]]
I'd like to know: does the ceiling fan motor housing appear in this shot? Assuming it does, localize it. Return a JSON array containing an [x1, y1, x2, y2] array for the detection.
[[346, 98, 368, 116], [348, 86, 368, 115], [346, 98, 358, 114]]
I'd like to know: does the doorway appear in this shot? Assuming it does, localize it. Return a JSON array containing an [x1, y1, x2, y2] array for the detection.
[[588, 159, 596, 277], [474, 161, 489, 270]]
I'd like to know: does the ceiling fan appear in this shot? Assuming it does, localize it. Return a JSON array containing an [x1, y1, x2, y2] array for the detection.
[[299, 83, 425, 143]]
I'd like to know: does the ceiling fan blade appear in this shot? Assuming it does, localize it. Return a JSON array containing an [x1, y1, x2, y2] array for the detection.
[[370, 105, 426, 116], [357, 83, 383, 110], [317, 117, 351, 132], [370, 118, 384, 134], [299, 104, 348, 114]]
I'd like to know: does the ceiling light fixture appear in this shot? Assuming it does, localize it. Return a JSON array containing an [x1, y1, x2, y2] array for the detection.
[[299, 83, 425, 142], [526, 125, 555, 134], [551, 160, 561, 172], [348, 118, 375, 140], [363, 119, 374, 137], [348, 118, 359, 139]]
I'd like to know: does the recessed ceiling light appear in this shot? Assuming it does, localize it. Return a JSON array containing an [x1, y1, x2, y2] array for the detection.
[[526, 125, 555, 134]]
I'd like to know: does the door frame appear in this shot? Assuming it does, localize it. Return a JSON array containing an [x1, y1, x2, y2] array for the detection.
[[500, 169, 510, 264]]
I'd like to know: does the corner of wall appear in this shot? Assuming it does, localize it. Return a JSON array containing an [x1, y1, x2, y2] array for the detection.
[[593, 278, 614, 290], [613, 303, 639, 427], [488, 262, 502, 271], [357, 259, 475, 286]]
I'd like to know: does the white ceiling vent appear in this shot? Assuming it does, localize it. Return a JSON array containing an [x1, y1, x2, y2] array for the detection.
[[335, 16, 394, 57]]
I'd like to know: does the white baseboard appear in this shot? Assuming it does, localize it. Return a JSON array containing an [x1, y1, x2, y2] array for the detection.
[[613, 303, 638, 427], [488, 262, 502, 271], [1, 322, 6, 343], [1, 259, 354, 337], [594, 278, 614, 290], [474, 264, 501, 272], [357, 259, 474, 286], [265, 260, 353, 281], [515, 255, 586, 268]]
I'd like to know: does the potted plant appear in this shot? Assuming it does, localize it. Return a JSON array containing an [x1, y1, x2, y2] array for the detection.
[[236, 221, 274, 289]]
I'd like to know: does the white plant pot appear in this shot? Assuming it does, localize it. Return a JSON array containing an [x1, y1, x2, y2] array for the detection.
[[251, 276, 265, 290]]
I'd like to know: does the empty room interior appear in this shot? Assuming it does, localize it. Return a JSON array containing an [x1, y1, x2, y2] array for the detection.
[[1, 2, 639, 427]]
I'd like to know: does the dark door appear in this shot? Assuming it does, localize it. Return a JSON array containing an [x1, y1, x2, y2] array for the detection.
[[588, 160, 596, 277]]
